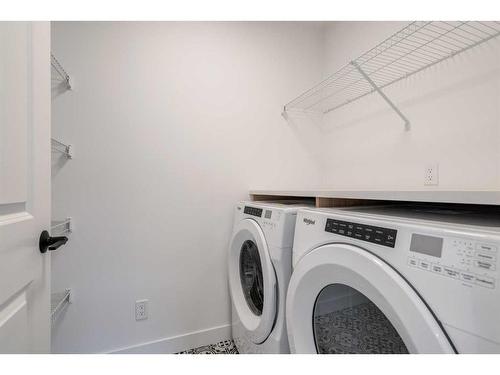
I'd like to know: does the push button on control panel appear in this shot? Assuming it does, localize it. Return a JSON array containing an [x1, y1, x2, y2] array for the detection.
[[418, 260, 431, 271], [443, 267, 460, 279], [476, 243, 497, 253], [475, 275, 495, 289], [408, 258, 418, 267], [460, 272, 475, 283], [474, 260, 496, 271], [431, 264, 444, 274], [475, 252, 496, 261]]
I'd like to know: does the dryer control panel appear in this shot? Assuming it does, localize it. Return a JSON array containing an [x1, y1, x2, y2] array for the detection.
[[407, 235, 498, 290], [325, 218, 397, 248]]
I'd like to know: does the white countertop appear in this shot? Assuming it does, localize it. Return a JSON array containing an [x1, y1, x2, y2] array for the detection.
[[249, 189, 500, 206]]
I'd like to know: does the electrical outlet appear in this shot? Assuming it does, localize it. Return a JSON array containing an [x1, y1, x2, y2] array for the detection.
[[424, 164, 439, 186], [135, 299, 148, 321]]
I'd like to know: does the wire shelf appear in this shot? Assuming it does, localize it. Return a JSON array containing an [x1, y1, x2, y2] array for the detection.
[[51, 289, 71, 324], [283, 21, 500, 129], [51, 217, 73, 236], [51, 53, 72, 90], [51, 138, 74, 159]]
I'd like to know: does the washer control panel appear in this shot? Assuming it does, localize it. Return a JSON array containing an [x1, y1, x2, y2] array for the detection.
[[244, 206, 263, 218], [407, 235, 498, 289]]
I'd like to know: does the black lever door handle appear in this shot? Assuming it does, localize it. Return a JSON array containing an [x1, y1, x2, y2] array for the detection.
[[39, 230, 68, 253]]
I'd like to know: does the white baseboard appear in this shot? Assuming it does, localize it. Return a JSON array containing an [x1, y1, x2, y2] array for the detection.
[[108, 324, 231, 354]]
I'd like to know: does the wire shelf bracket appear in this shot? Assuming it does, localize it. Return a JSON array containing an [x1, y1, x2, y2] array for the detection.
[[351, 60, 411, 130], [282, 21, 500, 131], [51, 53, 72, 90], [51, 138, 74, 159], [51, 289, 72, 324], [51, 217, 73, 236]]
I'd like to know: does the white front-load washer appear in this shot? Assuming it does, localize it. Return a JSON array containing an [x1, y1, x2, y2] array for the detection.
[[228, 201, 309, 353], [286, 205, 500, 354]]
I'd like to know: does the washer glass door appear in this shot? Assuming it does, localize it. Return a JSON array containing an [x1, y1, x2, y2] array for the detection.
[[240, 239, 264, 316], [228, 218, 277, 344], [313, 284, 408, 354]]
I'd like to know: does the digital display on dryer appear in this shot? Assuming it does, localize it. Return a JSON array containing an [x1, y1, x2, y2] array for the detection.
[[244, 206, 263, 217], [325, 218, 397, 248], [410, 234, 443, 258]]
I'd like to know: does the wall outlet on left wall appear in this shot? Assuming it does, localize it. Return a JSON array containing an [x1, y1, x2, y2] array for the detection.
[[135, 299, 148, 321]]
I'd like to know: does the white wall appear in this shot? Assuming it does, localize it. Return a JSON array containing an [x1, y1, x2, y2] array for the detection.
[[317, 22, 500, 190], [50, 22, 325, 353]]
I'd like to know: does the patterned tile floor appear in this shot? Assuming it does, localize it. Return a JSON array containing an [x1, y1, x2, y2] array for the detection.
[[178, 339, 239, 354], [179, 300, 407, 354]]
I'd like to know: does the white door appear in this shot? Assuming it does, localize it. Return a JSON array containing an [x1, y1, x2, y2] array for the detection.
[[0, 22, 51, 353], [228, 218, 277, 344], [286, 243, 456, 354]]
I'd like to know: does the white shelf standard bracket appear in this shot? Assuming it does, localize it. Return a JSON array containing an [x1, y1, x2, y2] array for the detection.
[[51, 53, 72, 90], [51, 289, 72, 324], [51, 217, 73, 236], [351, 61, 410, 131], [51, 138, 74, 159], [281, 106, 289, 120]]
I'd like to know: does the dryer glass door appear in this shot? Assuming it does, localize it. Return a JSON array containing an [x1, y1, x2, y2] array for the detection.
[[313, 284, 408, 353], [286, 243, 455, 354]]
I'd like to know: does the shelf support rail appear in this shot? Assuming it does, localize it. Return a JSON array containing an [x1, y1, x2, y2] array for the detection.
[[51, 289, 72, 324], [51, 138, 74, 159], [51, 217, 73, 236], [351, 61, 410, 131], [51, 53, 72, 90]]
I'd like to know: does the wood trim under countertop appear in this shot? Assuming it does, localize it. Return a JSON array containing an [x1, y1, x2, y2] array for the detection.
[[249, 190, 500, 208]]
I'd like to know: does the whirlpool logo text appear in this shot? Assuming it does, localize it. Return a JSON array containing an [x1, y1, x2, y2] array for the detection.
[[303, 218, 316, 225]]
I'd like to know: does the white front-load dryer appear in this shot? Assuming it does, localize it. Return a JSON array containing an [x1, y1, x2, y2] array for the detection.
[[286, 205, 500, 354], [228, 201, 309, 353]]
